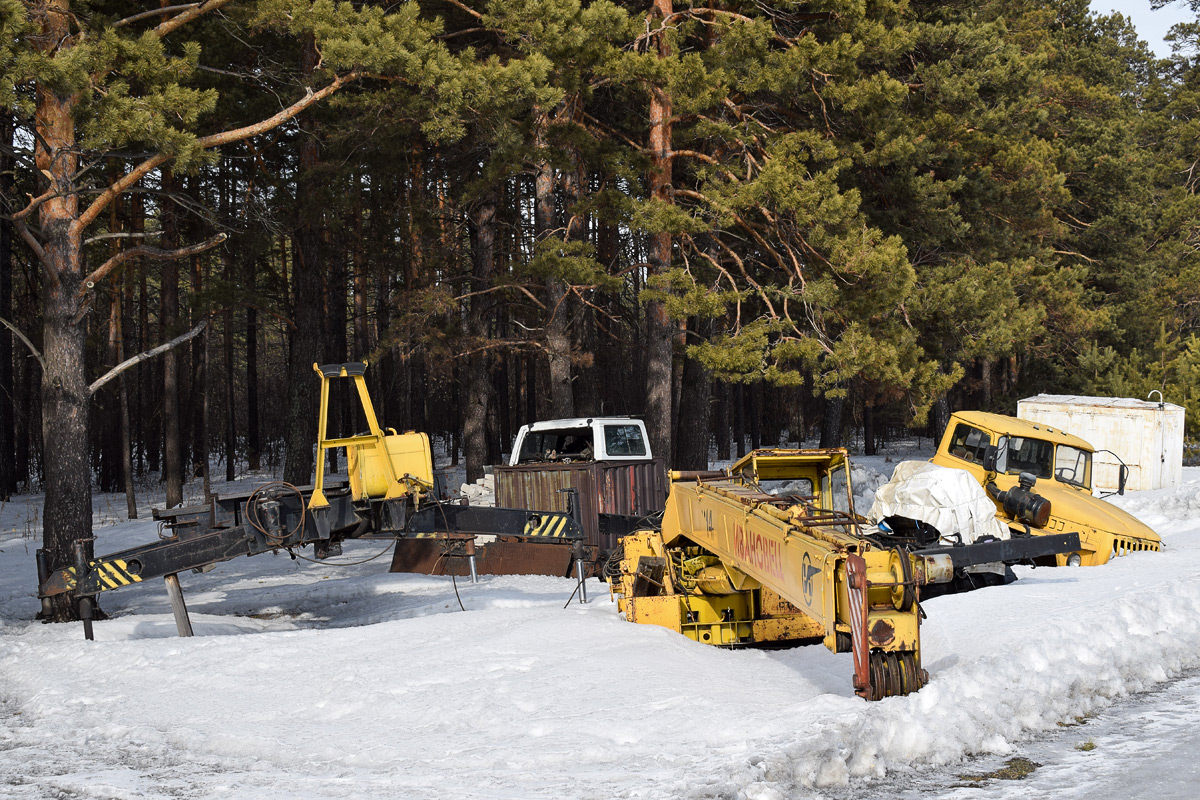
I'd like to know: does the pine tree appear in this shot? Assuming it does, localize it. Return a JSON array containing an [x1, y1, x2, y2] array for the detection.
[[2, 0, 445, 620]]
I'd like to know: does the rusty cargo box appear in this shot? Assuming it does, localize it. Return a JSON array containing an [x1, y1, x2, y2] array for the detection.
[[494, 460, 667, 550]]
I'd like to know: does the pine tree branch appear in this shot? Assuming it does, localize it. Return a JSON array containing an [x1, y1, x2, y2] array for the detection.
[[80, 234, 227, 296], [88, 321, 206, 396], [114, 4, 200, 29], [1052, 249, 1099, 264], [193, 72, 361, 149], [83, 232, 150, 246], [11, 219, 46, 265], [73, 154, 171, 237], [438, 0, 484, 21], [580, 112, 642, 150], [0, 316, 45, 372], [152, 0, 237, 38], [458, 283, 546, 310], [74, 73, 360, 234], [11, 185, 59, 222], [681, 233, 739, 293]]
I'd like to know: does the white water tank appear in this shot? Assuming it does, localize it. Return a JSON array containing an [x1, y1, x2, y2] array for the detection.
[[1017, 394, 1184, 492]]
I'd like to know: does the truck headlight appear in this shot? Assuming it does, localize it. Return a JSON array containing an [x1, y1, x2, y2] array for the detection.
[[1067, 553, 1082, 567]]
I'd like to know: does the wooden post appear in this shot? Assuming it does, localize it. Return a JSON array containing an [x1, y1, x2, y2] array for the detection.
[[164, 573, 194, 637]]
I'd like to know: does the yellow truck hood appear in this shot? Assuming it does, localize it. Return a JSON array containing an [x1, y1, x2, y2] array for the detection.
[[1039, 483, 1160, 544]]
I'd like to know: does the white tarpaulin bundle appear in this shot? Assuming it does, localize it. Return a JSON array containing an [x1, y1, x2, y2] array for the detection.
[[867, 461, 1009, 544]]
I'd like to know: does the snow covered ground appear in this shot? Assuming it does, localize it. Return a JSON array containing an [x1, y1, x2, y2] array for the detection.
[[1, 454, 1198, 799]]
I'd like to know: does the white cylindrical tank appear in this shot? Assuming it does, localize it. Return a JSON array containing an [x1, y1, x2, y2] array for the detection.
[[1017, 395, 1185, 491]]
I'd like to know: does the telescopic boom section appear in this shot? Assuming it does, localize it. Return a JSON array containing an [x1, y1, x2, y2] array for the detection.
[[611, 449, 952, 700]]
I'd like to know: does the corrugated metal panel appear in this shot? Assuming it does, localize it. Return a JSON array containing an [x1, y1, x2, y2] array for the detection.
[[1017, 395, 1185, 491], [494, 460, 666, 548]]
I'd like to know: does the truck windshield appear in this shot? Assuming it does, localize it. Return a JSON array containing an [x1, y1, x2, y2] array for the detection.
[[1054, 445, 1092, 490], [517, 429, 591, 462], [997, 436, 1054, 479]]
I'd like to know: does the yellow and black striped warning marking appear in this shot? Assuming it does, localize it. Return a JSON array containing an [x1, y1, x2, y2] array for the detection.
[[60, 567, 78, 591], [523, 514, 570, 538], [86, 560, 144, 592]]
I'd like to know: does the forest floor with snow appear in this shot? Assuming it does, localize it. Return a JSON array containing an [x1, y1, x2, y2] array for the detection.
[[1, 449, 1198, 799]]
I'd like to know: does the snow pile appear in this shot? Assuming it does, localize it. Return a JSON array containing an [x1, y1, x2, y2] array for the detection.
[[730, 563, 1200, 796], [0, 472, 1198, 798], [1110, 478, 1200, 526], [851, 461, 890, 510]]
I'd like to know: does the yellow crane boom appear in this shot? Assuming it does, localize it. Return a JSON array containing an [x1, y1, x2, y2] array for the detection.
[[610, 449, 952, 700]]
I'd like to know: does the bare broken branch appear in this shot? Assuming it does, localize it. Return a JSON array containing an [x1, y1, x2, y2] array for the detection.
[[0, 316, 45, 372], [88, 320, 207, 396], [83, 232, 150, 246], [80, 233, 227, 295]]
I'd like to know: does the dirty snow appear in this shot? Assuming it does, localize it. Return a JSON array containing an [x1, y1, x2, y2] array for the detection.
[[0, 456, 1197, 799]]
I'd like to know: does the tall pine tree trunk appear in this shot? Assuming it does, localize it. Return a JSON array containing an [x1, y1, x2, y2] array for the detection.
[[245, 259, 260, 472], [715, 383, 730, 461], [734, 383, 746, 458], [644, 0, 675, 462], [161, 171, 183, 507], [283, 36, 324, 486], [863, 396, 876, 456], [931, 393, 951, 445], [111, 280, 137, 519], [223, 249, 236, 482], [191, 251, 210, 499], [533, 109, 574, 418], [0, 111, 14, 499], [674, 321, 712, 470], [463, 195, 497, 483], [819, 394, 845, 448], [33, 8, 95, 618]]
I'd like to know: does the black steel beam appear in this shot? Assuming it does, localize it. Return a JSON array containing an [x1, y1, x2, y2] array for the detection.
[[915, 532, 1081, 568]]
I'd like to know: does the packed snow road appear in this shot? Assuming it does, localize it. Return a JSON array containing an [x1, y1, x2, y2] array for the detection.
[[824, 668, 1200, 800], [0, 463, 1198, 799]]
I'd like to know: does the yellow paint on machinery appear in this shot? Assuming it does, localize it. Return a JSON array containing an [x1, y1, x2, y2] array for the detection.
[[610, 449, 952, 700], [308, 363, 434, 511], [931, 410, 1161, 566]]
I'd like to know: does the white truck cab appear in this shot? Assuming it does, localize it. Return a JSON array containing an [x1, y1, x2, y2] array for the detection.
[[508, 418, 652, 466]]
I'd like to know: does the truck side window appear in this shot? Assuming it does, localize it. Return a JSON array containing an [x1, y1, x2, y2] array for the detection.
[[603, 425, 647, 457], [948, 424, 990, 464]]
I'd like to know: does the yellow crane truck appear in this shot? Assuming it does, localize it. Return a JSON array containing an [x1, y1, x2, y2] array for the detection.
[[607, 447, 1082, 700], [608, 449, 957, 700], [931, 411, 1161, 565]]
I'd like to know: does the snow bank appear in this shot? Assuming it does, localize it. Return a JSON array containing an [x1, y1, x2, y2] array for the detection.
[[0, 474, 1198, 798]]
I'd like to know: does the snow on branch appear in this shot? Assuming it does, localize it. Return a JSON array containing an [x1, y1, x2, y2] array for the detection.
[[88, 321, 207, 396]]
